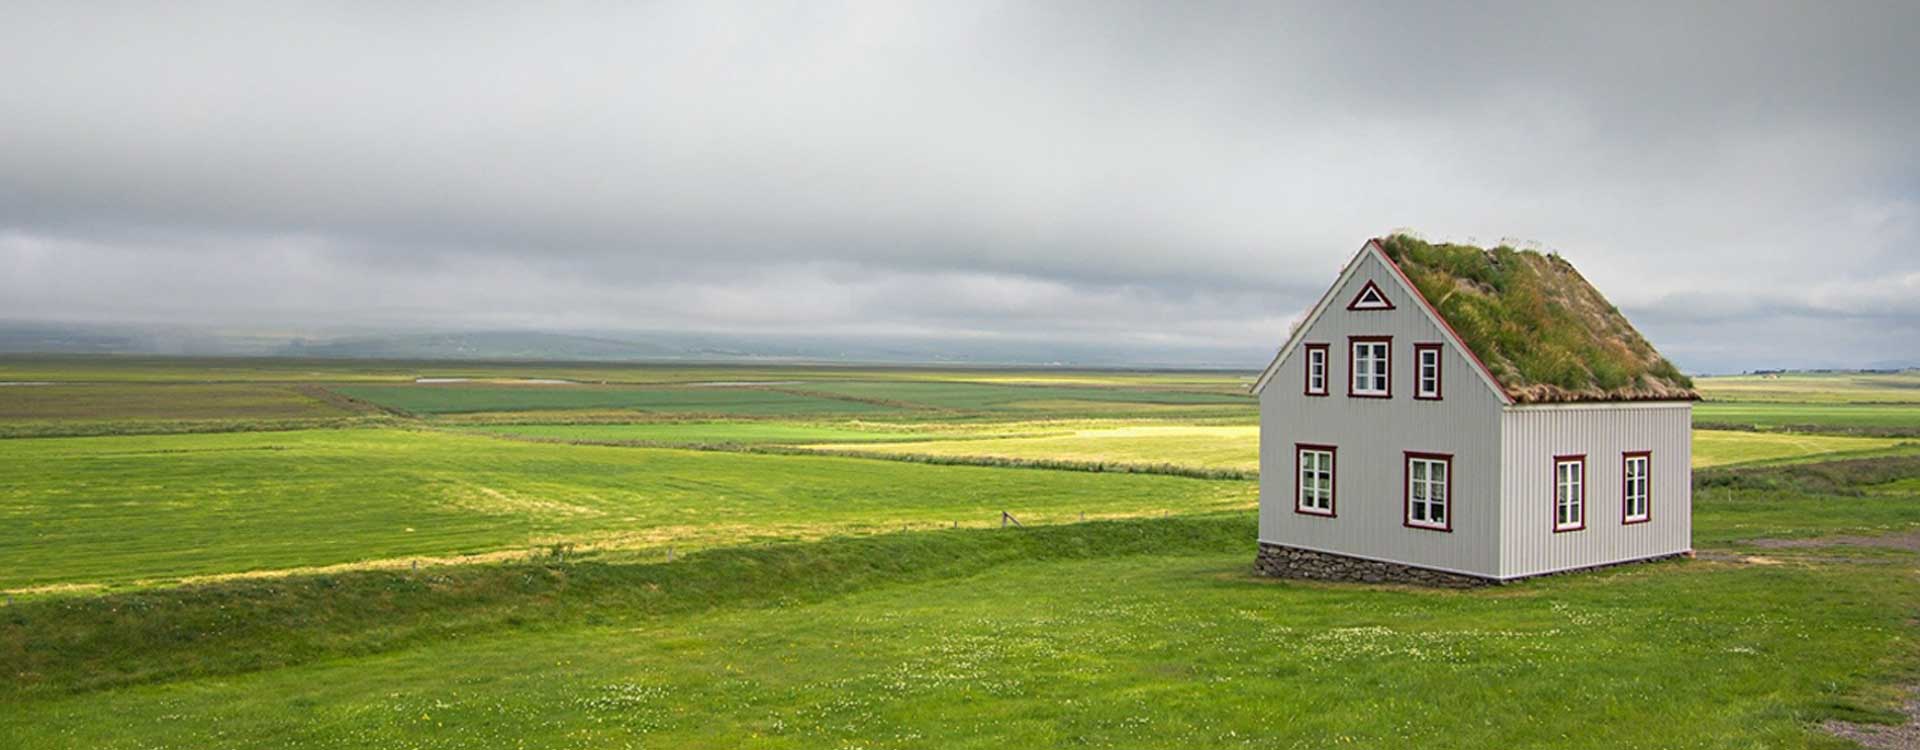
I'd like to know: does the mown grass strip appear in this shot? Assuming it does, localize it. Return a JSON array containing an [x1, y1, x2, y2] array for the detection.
[[0, 514, 1253, 700], [765, 445, 1259, 480], [457, 429, 1258, 480]]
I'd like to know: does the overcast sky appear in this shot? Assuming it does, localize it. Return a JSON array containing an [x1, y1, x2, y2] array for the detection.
[[2, 2, 1916, 371]]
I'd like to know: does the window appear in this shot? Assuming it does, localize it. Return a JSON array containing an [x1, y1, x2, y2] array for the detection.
[[1554, 455, 1586, 532], [1414, 343, 1442, 400], [1304, 344, 1329, 396], [1347, 280, 1395, 310], [1404, 452, 1451, 531], [1623, 451, 1651, 524], [1295, 444, 1336, 516], [1348, 336, 1391, 397]]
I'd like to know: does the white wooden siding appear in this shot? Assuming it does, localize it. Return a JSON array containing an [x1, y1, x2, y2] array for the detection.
[[1259, 249, 1508, 578], [1498, 403, 1693, 578]]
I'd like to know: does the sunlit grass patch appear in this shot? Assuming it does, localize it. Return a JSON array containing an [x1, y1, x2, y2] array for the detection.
[[0, 428, 1252, 591], [6, 548, 1913, 749], [803, 424, 1260, 472], [1692, 429, 1904, 467]]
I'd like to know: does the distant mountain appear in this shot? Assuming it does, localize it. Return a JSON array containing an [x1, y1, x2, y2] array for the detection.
[[285, 331, 684, 361], [0, 323, 137, 354]]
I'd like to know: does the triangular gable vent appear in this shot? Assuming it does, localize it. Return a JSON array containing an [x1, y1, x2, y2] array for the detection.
[[1346, 280, 1394, 310]]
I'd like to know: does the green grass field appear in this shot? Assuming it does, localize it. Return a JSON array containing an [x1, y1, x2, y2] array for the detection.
[[331, 384, 909, 416], [9, 544, 1912, 748], [1696, 371, 1920, 404], [0, 382, 371, 422], [0, 428, 1249, 591], [461, 421, 950, 445], [806, 424, 1263, 473], [5, 356, 1920, 747], [7, 457, 1920, 748], [1692, 429, 1907, 467], [1695, 401, 1920, 430], [787, 380, 1252, 409]]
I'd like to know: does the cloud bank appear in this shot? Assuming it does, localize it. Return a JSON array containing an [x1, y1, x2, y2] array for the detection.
[[2, 2, 1916, 370]]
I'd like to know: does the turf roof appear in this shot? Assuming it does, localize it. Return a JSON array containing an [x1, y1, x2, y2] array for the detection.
[[1377, 234, 1697, 403]]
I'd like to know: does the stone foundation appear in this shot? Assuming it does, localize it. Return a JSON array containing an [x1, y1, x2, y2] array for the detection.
[[1255, 543, 1694, 587], [1254, 543, 1492, 587]]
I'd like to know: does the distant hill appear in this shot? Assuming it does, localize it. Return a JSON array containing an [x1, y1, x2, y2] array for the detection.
[[284, 331, 685, 361], [0, 322, 1265, 369]]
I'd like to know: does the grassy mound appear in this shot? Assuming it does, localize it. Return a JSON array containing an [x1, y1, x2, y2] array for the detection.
[[1378, 234, 1695, 403]]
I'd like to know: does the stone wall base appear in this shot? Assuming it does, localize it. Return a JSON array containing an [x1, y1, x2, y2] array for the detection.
[[1255, 542, 1692, 587], [1255, 543, 1492, 587]]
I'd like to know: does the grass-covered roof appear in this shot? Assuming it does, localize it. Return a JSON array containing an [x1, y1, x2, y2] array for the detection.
[[1377, 234, 1696, 403]]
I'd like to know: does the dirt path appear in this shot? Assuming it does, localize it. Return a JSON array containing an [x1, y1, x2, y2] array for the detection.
[[1824, 688, 1920, 749]]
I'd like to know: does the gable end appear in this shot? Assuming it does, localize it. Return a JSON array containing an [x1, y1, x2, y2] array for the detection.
[[1250, 240, 1511, 404]]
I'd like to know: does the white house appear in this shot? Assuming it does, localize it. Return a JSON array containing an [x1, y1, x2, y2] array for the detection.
[[1250, 236, 1696, 585]]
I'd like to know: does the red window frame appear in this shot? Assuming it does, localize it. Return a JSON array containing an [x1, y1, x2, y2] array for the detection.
[[1294, 443, 1337, 517], [1552, 454, 1587, 533], [1413, 342, 1443, 401], [1622, 450, 1652, 525], [1347, 335, 1392, 399], [1402, 451, 1453, 532], [1303, 343, 1330, 397]]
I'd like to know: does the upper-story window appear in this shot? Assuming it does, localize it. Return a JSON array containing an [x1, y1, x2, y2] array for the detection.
[[1623, 451, 1651, 524], [1349, 337, 1390, 398], [1414, 343, 1442, 400], [1304, 344, 1329, 396], [1554, 455, 1586, 532]]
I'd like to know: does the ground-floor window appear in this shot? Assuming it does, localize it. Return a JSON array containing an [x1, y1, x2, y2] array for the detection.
[[1404, 452, 1451, 531], [1623, 451, 1651, 523], [1554, 455, 1585, 532], [1296, 444, 1336, 516]]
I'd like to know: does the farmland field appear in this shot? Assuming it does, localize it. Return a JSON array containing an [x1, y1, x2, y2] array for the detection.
[[9, 525, 1914, 749], [331, 383, 908, 416], [0, 382, 373, 422], [0, 428, 1247, 591], [4, 356, 1920, 748], [1693, 401, 1920, 430], [462, 421, 951, 445], [804, 424, 1262, 473], [1695, 370, 1920, 403], [1691, 429, 1905, 467]]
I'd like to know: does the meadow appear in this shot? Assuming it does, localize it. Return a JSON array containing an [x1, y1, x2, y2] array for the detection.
[[0, 428, 1247, 591], [2, 357, 1918, 748]]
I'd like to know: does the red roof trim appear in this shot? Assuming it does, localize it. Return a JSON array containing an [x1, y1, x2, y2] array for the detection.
[[1368, 238, 1513, 405]]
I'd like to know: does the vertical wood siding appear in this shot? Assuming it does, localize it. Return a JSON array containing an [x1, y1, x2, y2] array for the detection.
[[1259, 251, 1507, 578], [1498, 403, 1693, 578]]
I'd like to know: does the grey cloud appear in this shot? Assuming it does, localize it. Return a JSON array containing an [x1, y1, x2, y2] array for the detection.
[[1, 2, 1917, 369]]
